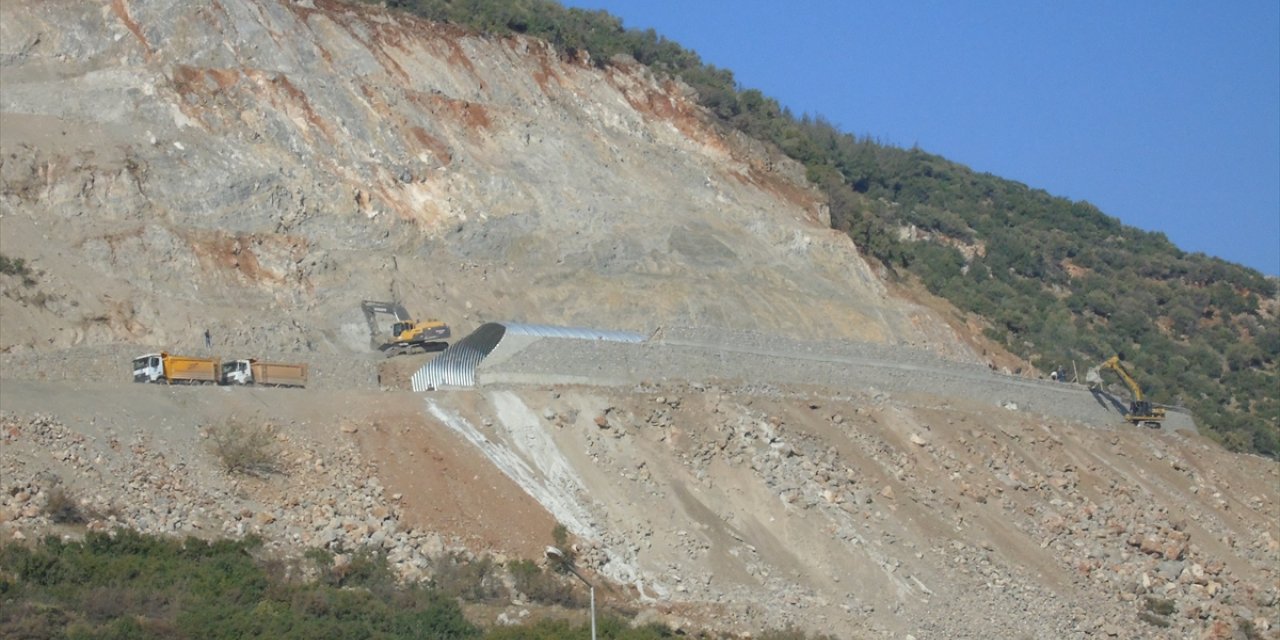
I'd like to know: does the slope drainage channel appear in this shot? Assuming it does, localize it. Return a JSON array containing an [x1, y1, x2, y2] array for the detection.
[[424, 394, 643, 587], [411, 322, 645, 391]]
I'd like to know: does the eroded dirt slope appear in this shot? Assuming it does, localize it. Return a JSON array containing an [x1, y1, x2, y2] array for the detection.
[[2, 368, 1276, 639], [0, 0, 967, 359], [426, 383, 1278, 639]]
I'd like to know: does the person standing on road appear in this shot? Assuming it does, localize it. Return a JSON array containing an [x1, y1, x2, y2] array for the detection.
[[204, 329, 212, 349]]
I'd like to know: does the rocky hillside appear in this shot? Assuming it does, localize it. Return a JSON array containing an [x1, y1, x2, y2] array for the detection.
[[1, 2, 1277, 639], [0, 0, 967, 358], [2, 355, 1277, 638]]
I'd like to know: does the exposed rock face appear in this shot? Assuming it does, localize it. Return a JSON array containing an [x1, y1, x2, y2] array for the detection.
[[6, 3, 1276, 640], [0, 0, 967, 358]]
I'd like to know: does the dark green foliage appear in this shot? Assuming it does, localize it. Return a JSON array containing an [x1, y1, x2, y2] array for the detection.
[[832, 150, 1276, 455], [0, 253, 37, 287], [0, 531, 480, 640], [0, 525, 903, 640], [509, 558, 581, 606], [367, 0, 1277, 455], [430, 551, 506, 602], [1, 530, 767, 639], [547, 523, 578, 568], [0, 253, 30, 276], [552, 523, 570, 548]]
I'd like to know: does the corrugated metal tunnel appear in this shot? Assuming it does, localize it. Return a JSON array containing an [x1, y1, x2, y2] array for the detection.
[[411, 322, 646, 391]]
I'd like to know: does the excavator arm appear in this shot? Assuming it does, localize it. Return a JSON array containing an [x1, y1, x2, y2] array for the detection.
[[1087, 355, 1165, 428], [362, 300, 410, 323], [1100, 356, 1145, 402], [361, 301, 409, 349]]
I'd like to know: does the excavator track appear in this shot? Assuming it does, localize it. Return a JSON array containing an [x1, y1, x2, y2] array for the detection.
[[380, 340, 449, 358]]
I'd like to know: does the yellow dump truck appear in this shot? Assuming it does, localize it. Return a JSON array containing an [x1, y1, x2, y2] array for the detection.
[[219, 359, 308, 388], [132, 352, 220, 384]]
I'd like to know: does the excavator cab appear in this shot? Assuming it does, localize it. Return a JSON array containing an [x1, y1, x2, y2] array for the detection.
[[391, 321, 414, 338]]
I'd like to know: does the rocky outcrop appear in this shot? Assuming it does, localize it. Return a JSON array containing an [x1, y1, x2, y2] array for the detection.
[[0, 0, 970, 359]]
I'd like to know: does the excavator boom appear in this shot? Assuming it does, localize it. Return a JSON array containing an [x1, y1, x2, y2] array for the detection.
[[1103, 356, 1145, 402], [1087, 355, 1165, 428]]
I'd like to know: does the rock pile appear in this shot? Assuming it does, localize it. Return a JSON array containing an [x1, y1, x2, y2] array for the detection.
[[2, 412, 463, 586], [519, 382, 1277, 638], [2, 373, 1276, 640]]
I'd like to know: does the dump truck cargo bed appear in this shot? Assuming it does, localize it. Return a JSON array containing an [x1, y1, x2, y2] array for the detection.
[[163, 354, 220, 383], [250, 361, 307, 387]]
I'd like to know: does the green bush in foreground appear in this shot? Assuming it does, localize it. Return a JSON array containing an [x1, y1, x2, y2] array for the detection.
[[0, 530, 846, 639], [0, 531, 476, 640]]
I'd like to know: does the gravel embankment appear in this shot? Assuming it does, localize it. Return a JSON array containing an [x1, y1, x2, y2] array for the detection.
[[477, 327, 1197, 432]]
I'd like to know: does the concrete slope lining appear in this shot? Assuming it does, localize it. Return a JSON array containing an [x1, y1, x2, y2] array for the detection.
[[411, 322, 646, 391], [424, 396, 643, 587]]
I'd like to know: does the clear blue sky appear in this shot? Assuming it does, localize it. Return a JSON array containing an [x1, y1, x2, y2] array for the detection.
[[560, 1, 1280, 276]]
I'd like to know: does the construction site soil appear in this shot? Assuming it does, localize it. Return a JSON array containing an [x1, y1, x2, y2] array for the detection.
[[0, 1, 1276, 638], [2, 334, 1277, 639]]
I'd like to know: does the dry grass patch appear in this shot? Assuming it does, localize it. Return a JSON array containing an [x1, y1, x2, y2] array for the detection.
[[208, 417, 280, 477]]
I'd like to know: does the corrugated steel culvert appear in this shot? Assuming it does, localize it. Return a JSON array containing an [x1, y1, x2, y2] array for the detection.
[[410, 322, 645, 391]]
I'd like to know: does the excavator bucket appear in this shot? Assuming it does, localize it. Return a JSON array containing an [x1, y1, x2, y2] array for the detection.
[[1085, 367, 1103, 388]]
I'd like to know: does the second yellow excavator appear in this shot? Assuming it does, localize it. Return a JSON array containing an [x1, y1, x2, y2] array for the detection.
[[1086, 354, 1165, 428]]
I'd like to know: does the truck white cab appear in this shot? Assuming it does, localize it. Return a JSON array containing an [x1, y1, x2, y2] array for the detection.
[[220, 359, 255, 385], [133, 353, 164, 383]]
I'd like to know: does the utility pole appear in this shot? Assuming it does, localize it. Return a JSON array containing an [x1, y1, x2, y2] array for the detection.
[[545, 546, 596, 640]]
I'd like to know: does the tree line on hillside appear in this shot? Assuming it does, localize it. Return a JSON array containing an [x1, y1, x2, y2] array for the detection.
[[367, 0, 1279, 457]]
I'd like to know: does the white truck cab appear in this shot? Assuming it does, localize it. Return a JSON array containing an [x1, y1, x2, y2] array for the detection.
[[133, 353, 164, 383], [220, 359, 254, 385]]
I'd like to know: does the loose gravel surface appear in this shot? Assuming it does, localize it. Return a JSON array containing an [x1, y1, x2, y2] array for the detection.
[[478, 327, 1197, 432], [2, 335, 1275, 639]]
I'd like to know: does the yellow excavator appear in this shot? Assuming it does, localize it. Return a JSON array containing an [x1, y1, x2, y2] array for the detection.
[[361, 300, 451, 357], [1086, 354, 1165, 428]]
